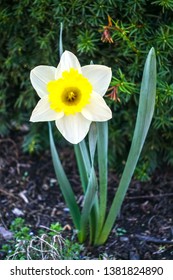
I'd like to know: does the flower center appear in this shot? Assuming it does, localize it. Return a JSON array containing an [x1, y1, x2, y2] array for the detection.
[[66, 91, 76, 101], [47, 68, 92, 115]]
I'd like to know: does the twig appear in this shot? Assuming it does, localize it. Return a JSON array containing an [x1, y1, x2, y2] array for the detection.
[[127, 193, 173, 200], [135, 234, 173, 244], [0, 188, 17, 199]]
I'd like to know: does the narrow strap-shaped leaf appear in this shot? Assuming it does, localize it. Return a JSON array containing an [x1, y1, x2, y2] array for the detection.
[[79, 140, 91, 178], [74, 144, 88, 192], [48, 122, 81, 230], [96, 47, 156, 245], [95, 121, 108, 240], [74, 123, 97, 193], [75, 136, 99, 243], [79, 166, 98, 242], [88, 122, 97, 164], [74, 139, 92, 192], [88, 122, 99, 243]]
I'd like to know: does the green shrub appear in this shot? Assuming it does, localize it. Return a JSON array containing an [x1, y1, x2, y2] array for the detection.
[[1, 0, 173, 177]]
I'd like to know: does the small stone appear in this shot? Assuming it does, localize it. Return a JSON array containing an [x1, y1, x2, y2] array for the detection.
[[42, 184, 49, 191], [50, 178, 57, 184], [37, 194, 43, 201], [12, 207, 24, 217], [120, 236, 129, 242], [0, 226, 13, 240]]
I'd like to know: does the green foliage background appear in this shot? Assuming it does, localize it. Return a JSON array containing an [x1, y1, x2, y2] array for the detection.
[[1, 0, 173, 178]]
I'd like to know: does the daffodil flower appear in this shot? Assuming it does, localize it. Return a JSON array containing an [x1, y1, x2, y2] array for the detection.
[[30, 51, 112, 144]]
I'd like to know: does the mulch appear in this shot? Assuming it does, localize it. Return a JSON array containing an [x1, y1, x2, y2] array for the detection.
[[0, 130, 173, 260]]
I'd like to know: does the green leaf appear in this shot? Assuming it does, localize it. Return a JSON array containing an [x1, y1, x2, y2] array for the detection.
[[79, 166, 98, 242], [74, 140, 91, 192], [48, 122, 81, 230], [88, 122, 97, 164], [75, 132, 99, 243], [78, 140, 92, 179], [96, 47, 157, 245], [95, 121, 108, 241], [74, 144, 88, 192], [88, 123, 99, 243]]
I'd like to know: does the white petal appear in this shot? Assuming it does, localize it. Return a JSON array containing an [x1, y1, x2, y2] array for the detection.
[[81, 92, 112, 121], [82, 65, 112, 96], [55, 113, 91, 144], [30, 96, 64, 122], [55, 50, 82, 79], [30, 66, 56, 98]]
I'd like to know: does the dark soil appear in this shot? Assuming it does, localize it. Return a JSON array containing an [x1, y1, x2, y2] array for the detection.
[[0, 130, 173, 260]]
